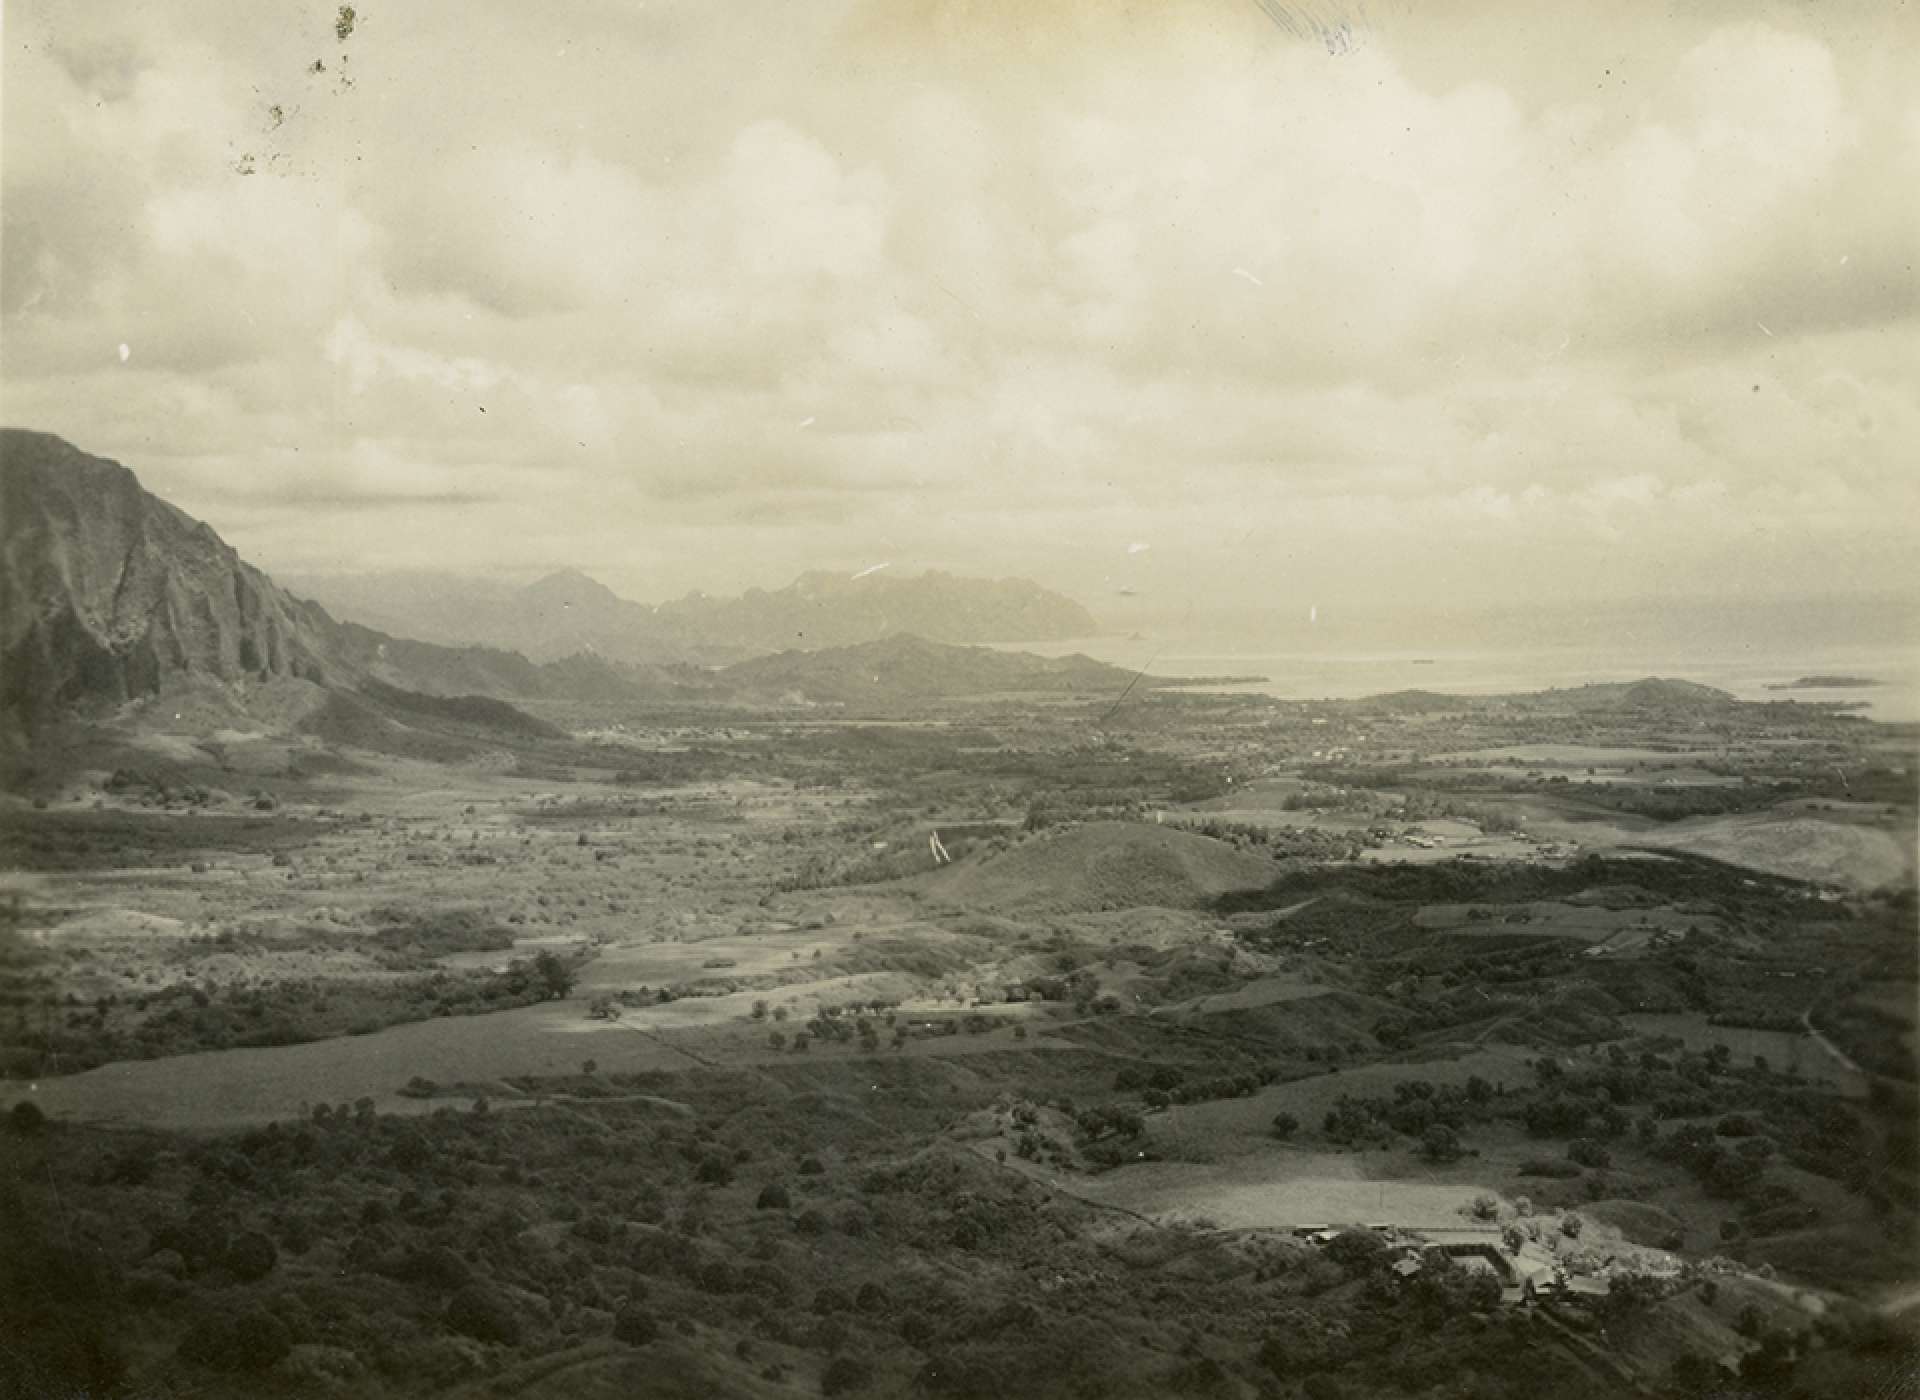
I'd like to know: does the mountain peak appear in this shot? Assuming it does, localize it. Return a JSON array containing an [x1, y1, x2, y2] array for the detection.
[[520, 568, 624, 605]]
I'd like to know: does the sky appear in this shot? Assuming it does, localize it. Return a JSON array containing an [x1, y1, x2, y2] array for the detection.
[[4, 0, 1917, 632]]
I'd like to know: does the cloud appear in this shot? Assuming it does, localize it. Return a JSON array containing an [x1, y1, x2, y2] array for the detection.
[[3, 0, 1915, 611]]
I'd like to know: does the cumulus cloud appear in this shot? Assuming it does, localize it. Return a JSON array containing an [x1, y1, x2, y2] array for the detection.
[[2, 0, 1914, 614]]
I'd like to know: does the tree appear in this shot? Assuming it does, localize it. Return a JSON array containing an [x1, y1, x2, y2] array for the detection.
[[822, 1355, 874, 1395], [224, 1231, 277, 1282], [7, 1101, 46, 1134], [1421, 1123, 1462, 1163], [1271, 1112, 1300, 1140], [614, 1306, 658, 1345], [1257, 1336, 1295, 1378], [447, 1283, 522, 1344], [532, 950, 576, 1000], [1303, 1374, 1347, 1400], [1669, 1352, 1722, 1394], [1568, 1138, 1611, 1169], [1325, 1231, 1390, 1273], [177, 1308, 292, 1373], [1602, 1272, 1665, 1321]]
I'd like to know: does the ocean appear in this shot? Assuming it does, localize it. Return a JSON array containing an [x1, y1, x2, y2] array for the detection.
[[998, 633, 1920, 724]]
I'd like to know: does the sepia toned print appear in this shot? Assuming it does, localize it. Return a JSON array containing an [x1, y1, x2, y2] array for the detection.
[[2, 2, 1915, 1396]]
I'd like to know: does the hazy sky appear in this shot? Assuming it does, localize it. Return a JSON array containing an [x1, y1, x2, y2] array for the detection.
[[4, 0, 1917, 623]]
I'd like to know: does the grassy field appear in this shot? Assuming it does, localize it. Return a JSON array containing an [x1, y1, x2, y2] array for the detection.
[[1065, 1150, 1498, 1229], [1626, 810, 1915, 891], [1623, 1013, 1869, 1093]]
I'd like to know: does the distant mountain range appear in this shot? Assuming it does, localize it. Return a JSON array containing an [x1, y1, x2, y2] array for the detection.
[[0, 431, 1130, 730], [283, 563, 1098, 665]]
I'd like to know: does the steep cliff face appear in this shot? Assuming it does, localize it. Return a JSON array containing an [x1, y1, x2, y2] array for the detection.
[[0, 431, 673, 723], [1, 431, 335, 718]]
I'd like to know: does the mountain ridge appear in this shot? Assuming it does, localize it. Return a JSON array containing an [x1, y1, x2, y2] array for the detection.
[[0, 431, 663, 723], [284, 563, 1100, 664], [1, 430, 339, 717], [716, 632, 1135, 706], [0, 432, 1137, 730]]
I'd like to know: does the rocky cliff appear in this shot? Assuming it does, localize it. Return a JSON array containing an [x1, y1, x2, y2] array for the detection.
[[1, 431, 336, 718]]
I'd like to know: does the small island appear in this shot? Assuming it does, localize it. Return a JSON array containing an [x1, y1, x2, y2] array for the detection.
[[1765, 674, 1882, 690]]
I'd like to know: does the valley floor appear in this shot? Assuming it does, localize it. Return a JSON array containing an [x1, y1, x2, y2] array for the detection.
[[3, 684, 1916, 1398]]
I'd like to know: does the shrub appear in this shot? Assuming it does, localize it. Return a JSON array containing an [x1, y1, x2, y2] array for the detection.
[[392, 1245, 470, 1292], [446, 1284, 522, 1345], [1568, 1139, 1611, 1169], [1517, 1158, 1581, 1179], [822, 1355, 875, 1395], [757, 1182, 792, 1210], [7, 1101, 46, 1134], [389, 1130, 433, 1173], [614, 1306, 658, 1345], [1270, 1112, 1300, 1140], [224, 1231, 277, 1282], [177, 1308, 292, 1372]]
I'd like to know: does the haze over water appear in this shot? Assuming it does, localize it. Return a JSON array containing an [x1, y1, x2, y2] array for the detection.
[[1006, 593, 1920, 722]]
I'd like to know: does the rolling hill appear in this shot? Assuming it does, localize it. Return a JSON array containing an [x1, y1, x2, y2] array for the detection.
[[916, 820, 1278, 913]]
